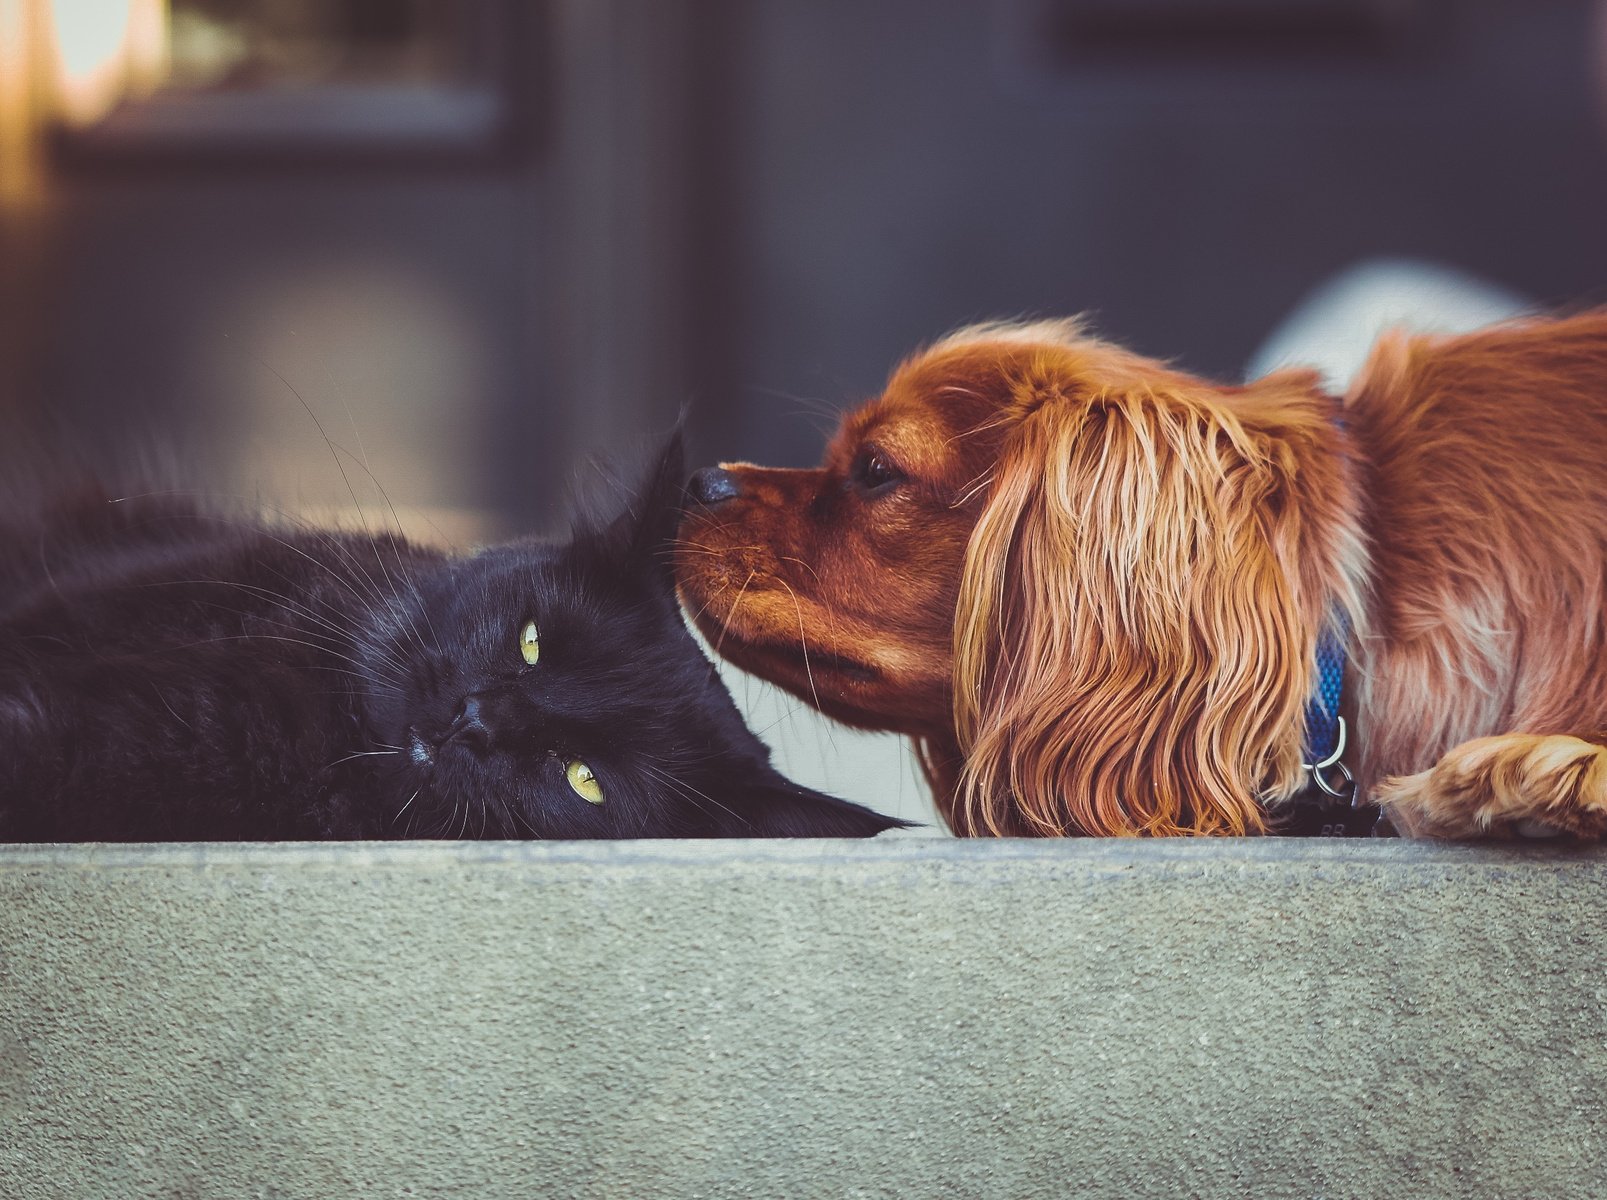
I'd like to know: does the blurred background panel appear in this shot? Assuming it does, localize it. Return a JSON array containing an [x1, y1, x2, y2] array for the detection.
[[0, 0, 699, 540], [1, 0, 1604, 823], [716, 0, 1607, 461], [4, 0, 1606, 517]]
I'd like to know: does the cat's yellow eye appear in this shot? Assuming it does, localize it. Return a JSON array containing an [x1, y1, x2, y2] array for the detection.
[[565, 758, 604, 804], [519, 620, 540, 666]]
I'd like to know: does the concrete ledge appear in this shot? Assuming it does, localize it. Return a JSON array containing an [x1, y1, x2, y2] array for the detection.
[[3, 839, 1605, 1198]]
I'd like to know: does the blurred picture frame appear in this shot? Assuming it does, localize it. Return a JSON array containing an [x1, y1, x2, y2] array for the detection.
[[51, 0, 538, 167]]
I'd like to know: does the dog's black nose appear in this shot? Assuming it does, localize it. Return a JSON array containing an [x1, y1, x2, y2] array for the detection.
[[688, 467, 740, 506]]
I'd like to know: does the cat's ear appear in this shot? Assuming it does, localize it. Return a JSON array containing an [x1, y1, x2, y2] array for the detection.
[[723, 773, 916, 838], [582, 430, 686, 584]]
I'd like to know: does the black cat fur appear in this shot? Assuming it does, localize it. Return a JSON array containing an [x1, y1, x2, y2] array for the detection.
[[0, 438, 906, 841]]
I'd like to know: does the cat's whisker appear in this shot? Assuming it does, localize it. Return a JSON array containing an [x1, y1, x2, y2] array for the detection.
[[184, 367, 390, 620], [427, 799, 450, 841], [515, 803, 538, 838], [641, 761, 743, 827], [395, 787, 422, 823], [256, 561, 370, 640], [78, 502, 393, 639], [137, 587, 382, 681], [377, 591, 434, 664], [131, 576, 361, 646], [753, 703, 810, 738], [299, 667, 404, 690], [399, 572, 442, 655], [249, 525, 397, 626], [295, 663, 406, 691], [158, 632, 411, 692], [253, 357, 382, 540], [215, 612, 411, 692], [303, 528, 422, 655], [248, 499, 419, 669], [659, 777, 740, 828], [248, 589, 365, 647], [299, 528, 384, 605], [315, 444, 438, 661], [326, 443, 438, 620], [155, 595, 385, 674], [485, 790, 529, 839], [323, 748, 401, 769], [321, 363, 411, 554], [357, 539, 432, 661], [149, 685, 194, 733]]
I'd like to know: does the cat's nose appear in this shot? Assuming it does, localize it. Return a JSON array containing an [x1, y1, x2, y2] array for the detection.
[[688, 467, 740, 506], [445, 693, 490, 752]]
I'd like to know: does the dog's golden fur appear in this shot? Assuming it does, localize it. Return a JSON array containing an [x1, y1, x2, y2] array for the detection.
[[677, 311, 1607, 838]]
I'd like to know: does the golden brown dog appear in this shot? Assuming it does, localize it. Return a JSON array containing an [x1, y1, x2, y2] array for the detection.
[[676, 312, 1607, 838]]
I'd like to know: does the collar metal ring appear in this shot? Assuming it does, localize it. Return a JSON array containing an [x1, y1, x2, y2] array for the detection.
[[1311, 757, 1355, 802]]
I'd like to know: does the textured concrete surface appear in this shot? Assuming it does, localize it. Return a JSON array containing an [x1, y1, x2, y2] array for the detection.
[[2, 839, 1604, 1199]]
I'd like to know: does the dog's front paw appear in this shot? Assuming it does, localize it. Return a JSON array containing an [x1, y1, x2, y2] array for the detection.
[[1376, 734, 1607, 840]]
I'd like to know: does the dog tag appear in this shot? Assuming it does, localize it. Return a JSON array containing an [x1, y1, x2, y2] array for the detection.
[[1274, 791, 1384, 838]]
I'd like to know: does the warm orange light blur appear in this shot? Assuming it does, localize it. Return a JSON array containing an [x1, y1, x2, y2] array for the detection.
[[0, 0, 47, 206], [46, 0, 167, 126], [0, 0, 168, 205]]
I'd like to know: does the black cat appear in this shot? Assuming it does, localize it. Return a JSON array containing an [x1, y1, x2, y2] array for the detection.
[[0, 439, 905, 841]]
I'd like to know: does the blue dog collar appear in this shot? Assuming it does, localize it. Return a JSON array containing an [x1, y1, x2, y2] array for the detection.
[[1303, 611, 1349, 772], [1277, 608, 1383, 837], [1299, 609, 1363, 808]]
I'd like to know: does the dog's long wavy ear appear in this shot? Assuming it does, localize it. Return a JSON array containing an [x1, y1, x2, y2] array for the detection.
[[952, 368, 1344, 837]]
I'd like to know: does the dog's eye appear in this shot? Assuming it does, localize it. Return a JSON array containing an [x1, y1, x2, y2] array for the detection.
[[852, 449, 903, 492], [518, 620, 540, 666]]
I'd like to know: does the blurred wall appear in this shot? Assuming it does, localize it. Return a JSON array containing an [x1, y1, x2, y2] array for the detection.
[[4, 0, 1605, 511], [3, 0, 704, 539], [698, 0, 1607, 465]]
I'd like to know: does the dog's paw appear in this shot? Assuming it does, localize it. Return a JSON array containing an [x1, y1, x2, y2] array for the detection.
[[1376, 734, 1607, 840]]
